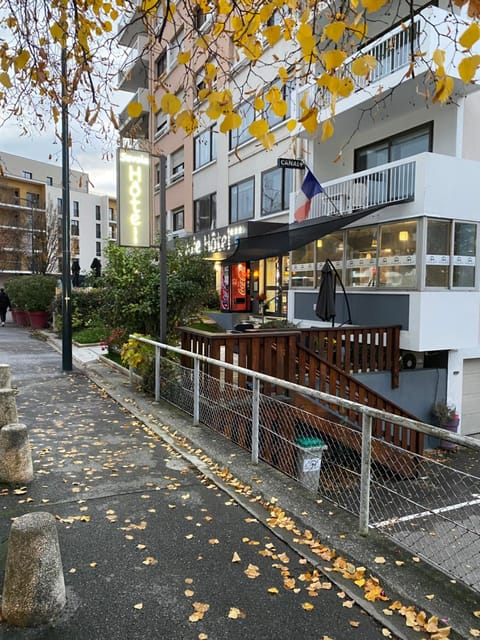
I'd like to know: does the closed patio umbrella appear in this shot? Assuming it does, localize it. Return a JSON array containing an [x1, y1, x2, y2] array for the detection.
[[316, 260, 336, 326]]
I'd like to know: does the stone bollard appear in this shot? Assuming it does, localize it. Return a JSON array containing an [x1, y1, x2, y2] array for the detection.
[[2, 512, 66, 627], [0, 363, 12, 389], [0, 423, 34, 484], [0, 388, 18, 428]]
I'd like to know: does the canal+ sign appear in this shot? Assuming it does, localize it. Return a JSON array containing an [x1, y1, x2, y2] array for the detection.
[[277, 158, 305, 169]]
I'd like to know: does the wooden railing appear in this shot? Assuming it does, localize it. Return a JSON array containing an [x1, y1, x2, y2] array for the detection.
[[299, 326, 401, 388], [179, 325, 422, 456]]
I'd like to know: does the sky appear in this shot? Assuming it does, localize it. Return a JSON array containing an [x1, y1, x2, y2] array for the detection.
[[1, 118, 119, 197]]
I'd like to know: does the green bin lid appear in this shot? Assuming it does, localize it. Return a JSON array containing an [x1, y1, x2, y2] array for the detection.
[[296, 436, 325, 448]]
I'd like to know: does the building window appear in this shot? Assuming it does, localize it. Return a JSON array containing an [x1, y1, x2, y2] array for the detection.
[[261, 167, 292, 216], [109, 207, 116, 222], [155, 51, 167, 77], [194, 6, 212, 30], [26, 192, 40, 207], [155, 111, 168, 138], [172, 207, 184, 231], [194, 193, 216, 232], [167, 29, 183, 71], [73, 201, 79, 217], [345, 226, 377, 287], [355, 124, 432, 171], [46, 176, 53, 186], [96, 223, 101, 239], [194, 127, 216, 169], [71, 220, 79, 236], [57, 197, 63, 214], [95, 205, 101, 220], [453, 222, 476, 287], [155, 162, 161, 186], [170, 147, 184, 182], [378, 220, 417, 288], [96, 241, 102, 257], [264, 78, 294, 128], [22, 170, 32, 179], [229, 101, 255, 149], [230, 177, 254, 223], [426, 219, 450, 287], [291, 232, 345, 289]]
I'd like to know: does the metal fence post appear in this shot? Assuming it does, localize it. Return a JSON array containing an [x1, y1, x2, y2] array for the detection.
[[155, 346, 160, 402], [251, 377, 260, 464], [359, 412, 372, 536], [193, 359, 200, 427]]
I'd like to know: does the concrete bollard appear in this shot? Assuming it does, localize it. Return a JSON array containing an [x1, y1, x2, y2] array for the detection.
[[0, 423, 34, 484], [0, 388, 18, 428], [1, 512, 66, 627], [0, 363, 12, 388]]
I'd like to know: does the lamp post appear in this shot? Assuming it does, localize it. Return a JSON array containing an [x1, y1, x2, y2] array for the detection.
[[61, 46, 72, 371], [158, 154, 167, 348]]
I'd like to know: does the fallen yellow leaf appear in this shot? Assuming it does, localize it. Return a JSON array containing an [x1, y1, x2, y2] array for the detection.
[[374, 556, 386, 564], [302, 602, 314, 611], [134, 603, 143, 610], [469, 630, 480, 637], [232, 552, 241, 563], [228, 607, 246, 619], [268, 587, 279, 595]]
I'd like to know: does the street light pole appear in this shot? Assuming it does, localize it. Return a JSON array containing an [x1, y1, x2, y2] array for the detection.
[[61, 46, 72, 371], [158, 154, 167, 348]]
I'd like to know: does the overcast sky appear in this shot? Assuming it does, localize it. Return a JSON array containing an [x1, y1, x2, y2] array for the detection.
[[1, 118, 119, 196]]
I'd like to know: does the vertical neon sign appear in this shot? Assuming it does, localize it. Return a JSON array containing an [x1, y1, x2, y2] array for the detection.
[[118, 149, 151, 247]]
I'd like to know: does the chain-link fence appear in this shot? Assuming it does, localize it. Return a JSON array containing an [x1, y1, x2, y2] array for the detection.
[[136, 337, 480, 593]]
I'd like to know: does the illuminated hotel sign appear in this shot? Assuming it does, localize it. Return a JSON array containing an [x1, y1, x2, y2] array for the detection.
[[183, 224, 248, 256], [118, 149, 150, 247]]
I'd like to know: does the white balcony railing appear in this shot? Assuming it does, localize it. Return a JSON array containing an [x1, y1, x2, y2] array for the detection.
[[305, 158, 416, 220], [297, 6, 480, 118]]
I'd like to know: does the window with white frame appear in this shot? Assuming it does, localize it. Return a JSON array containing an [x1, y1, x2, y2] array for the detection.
[[155, 51, 167, 77], [167, 29, 183, 71], [426, 219, 477, 288], [194, 193, 216, 232], [170, 147, 184, 182], [155, 111, 168, 138], [194, 127, 216, 169], [229, 101, 255, 149], [265, 78, 294, 128], [230, 177, 254, 223], [73, 200, 79, 217]]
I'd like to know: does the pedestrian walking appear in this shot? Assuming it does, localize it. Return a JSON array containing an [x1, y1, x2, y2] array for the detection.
[[0, 288, 11, 326]]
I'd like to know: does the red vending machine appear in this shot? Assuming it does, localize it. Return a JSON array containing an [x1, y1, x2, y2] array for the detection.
[[220, 263, 251, 312]]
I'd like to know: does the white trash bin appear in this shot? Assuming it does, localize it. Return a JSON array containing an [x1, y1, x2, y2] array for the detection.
[[296, 436, 327, 492]]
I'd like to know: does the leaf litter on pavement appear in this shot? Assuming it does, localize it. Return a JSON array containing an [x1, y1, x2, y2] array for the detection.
[[3, 376, 459, 639]]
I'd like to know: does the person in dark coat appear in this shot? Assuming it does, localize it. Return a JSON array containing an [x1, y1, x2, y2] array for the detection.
[[0, 288, 11, 326], [90, 258, 102, 278]]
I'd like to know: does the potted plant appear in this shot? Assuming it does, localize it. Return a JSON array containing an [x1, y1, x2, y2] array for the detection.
[[22, 275, 57, 329], [432, 401, 459, 450], [5, 278, 30, 326]]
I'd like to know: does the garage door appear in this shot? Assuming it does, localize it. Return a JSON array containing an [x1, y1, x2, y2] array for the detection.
[[462, 359, 480, 436]]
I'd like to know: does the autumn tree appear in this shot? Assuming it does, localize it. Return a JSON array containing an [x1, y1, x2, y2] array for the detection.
[[0, 0, 479, 154]]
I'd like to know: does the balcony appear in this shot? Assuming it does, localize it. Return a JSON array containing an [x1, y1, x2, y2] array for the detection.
[[117, 0, 145, 47], [117, 35, 149, 92], [119, 88, 150, 139], [294, 151, 480, 223], [297, 6, 480, 124]]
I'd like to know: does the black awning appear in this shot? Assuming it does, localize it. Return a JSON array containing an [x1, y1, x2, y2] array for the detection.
[[223, 204, 388, 264]]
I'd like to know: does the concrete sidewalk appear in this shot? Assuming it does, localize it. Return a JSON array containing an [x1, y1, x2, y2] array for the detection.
[[1, 324, 478, 639]]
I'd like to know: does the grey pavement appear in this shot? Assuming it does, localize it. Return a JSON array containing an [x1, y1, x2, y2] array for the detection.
[[0, 322, 478, 639]]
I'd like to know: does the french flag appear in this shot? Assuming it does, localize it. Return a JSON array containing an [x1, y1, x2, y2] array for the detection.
[[294, 169, 323, 222]]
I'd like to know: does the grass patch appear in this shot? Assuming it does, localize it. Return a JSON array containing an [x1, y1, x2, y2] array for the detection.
[[73, 325, 107, 344], [187, 320, 224, 333]]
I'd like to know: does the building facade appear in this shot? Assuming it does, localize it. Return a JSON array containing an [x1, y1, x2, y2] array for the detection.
[[117, 1, 480, 435], [0, 151, 117, 286]]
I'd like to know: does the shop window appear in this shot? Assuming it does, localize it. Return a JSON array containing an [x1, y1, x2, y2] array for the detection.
[[261, 166, 292, 216], [345, 226, 377, 287], [291, 242, 315, 288], [453, 222, 476, 287], [230, 177, 254, 223], [378, 220, 417, 287], [316, 232, 344, 286], [194, 193, 216, 232], [194, 127, 216, 169], [426, 219, 450, 287]]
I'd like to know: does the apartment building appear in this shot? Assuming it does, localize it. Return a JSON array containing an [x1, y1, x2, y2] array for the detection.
[[0, 151, 117, 286], [117, 1, 480, 434]]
